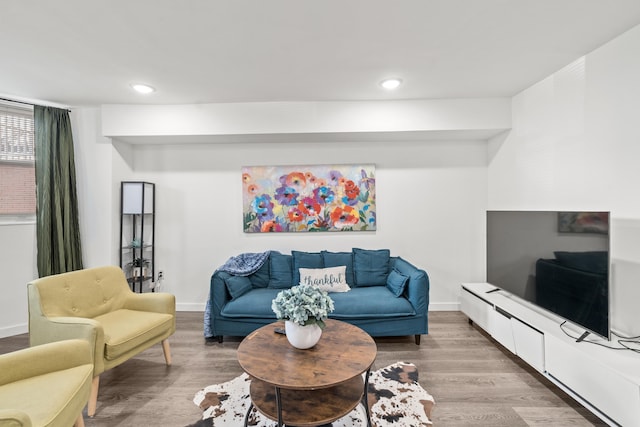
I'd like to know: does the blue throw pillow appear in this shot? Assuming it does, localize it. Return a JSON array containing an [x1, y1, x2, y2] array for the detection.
[[386, 268, 409, 297], [353, 248, 390, 286], [250, 260, 270, 288], [268, 252, 293, 288], [292, 251, 324, 285], [225, 275, 253, 299], [321, 251, 355, 286]]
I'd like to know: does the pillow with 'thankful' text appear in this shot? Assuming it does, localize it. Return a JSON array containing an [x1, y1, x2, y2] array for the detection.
[[298, 266, 351, 293]]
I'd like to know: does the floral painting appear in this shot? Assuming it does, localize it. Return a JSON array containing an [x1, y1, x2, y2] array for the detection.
[[242, 164, 376, 233], [557, 211, 609, 234]]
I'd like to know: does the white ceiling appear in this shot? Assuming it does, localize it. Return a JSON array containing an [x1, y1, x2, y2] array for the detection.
[[2, 0, 640, 107]]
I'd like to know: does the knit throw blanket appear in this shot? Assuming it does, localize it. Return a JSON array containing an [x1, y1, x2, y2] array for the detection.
[[216, 251, 271, 276], [204, 251, 271, 338]]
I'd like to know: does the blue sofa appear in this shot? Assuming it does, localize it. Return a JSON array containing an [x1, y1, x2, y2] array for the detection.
[[206, 249, 430, 344]]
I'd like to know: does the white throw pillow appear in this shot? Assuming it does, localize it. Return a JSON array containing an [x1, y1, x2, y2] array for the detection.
[[298, 266, 351, 293]]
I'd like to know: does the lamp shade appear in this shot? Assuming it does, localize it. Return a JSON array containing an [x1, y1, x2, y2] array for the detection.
[[122, 182, 154, 214]]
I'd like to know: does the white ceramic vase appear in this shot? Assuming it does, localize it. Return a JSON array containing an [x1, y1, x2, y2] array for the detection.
[[284, 320, 322, 349]]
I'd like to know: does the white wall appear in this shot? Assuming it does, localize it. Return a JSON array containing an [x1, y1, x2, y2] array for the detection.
[[0, 223, 36, 337], [71, 108, 117, 268], [488, 24, 640, 336], [116, 139, 488, 312]]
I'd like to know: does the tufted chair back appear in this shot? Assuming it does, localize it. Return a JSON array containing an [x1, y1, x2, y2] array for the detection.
[[33, 266, 130, 319]]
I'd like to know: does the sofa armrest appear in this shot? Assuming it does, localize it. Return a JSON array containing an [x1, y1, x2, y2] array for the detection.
[[28, 315, 105, 376], [205, 271, 232, 339], [391, 257, 430, 315], [0, 409, 31, 427], [208, 271, 233, 337], [210, 271, 233, 315], [123, 293, 176, 338], [123, 292, 176, 315], [405, 271, 429, 314], [0, 339, 92, 386]]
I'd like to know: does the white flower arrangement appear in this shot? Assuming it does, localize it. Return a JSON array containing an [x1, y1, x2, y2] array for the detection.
[[271, 284, 335, 329]]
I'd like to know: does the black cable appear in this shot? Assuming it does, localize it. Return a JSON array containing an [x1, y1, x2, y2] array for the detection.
[[559, 321, 629, 351], [611, 330, 640, 340], [618, 340, 640, 354]]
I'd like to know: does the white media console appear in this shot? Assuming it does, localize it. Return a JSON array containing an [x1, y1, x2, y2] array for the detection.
[[460, 282, 640, 427]]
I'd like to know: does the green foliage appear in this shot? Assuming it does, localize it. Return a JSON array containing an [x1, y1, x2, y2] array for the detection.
[[271, 285, 335, 328]]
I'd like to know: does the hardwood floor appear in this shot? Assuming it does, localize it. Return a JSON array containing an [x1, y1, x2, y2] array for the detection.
[[0, 311, 606, 426]]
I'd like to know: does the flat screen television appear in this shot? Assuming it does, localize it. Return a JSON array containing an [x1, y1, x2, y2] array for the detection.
[[486, 210, 610, 340]]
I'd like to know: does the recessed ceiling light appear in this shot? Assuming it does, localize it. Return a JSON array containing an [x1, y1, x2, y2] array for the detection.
[[131, 83, 155, 94], [380, 78, 402, 90]]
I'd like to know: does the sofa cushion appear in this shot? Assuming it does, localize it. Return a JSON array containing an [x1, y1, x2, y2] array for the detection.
[[330, 287, 415, 318], [268, 252, 293, 288], [299, 266, 350, 292], [292, 251, 324, 285], [353, 248, 390, 286], [221, 288, 283, 318], [386, 268, 409, 297], [321, 251, 355, 286], [225, 275, 253, 299], [221, 287, 414, 319], [95, 309, 175, 361], [250, 260, 270, 288]]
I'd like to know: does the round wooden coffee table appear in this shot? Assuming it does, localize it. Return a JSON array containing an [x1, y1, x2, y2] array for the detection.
[[237, 319, 377, 427]]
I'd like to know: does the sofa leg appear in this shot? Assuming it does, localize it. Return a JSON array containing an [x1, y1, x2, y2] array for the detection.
[[415, 334, 421, 345], [88, 376, 99, 417], [75, 413, 85, 427], [205, 336, 223, 345], [162, 339, 172, 365]]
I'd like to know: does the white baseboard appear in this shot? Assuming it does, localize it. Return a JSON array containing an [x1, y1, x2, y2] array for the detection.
[[177, 302, 206, 312], [429, 302, 460, 311], [0, 323, 28, 338]]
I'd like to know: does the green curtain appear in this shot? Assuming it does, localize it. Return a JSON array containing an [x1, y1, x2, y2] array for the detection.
[[34, 106, 83, 277]]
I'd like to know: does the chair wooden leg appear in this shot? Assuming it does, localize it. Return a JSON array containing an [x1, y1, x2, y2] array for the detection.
[[162, 339, 172, 365], [74, 413, 85, 427], [88, 376, 99, 417]]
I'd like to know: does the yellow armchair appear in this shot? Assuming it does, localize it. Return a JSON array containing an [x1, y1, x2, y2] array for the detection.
[[27, 266, 176, 417], [0, 339, 93, 427]]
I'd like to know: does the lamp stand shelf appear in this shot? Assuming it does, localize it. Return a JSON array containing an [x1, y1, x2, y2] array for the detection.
[[119, 182, 155, 293]]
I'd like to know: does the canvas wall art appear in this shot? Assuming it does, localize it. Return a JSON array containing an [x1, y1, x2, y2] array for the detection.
[[557, 211, 609, 234], [242, 164, 376, 233]]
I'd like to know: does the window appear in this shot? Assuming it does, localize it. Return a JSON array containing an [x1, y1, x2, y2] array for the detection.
[[0, 103, 36, 223]]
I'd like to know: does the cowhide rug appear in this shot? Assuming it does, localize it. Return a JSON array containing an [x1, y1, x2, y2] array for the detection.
[[188, 361, 434, 426]]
